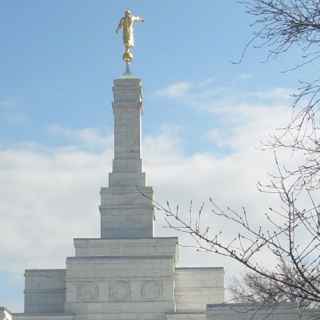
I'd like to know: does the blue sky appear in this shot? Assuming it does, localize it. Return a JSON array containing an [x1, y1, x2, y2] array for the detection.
[[0, 0, 315, 312], [0, 1, 311, 151]]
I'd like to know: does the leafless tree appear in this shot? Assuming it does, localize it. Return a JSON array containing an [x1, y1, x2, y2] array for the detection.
[[241, 0, 320, 191], [153, 0, 320, 310], [241, 0, 320, 62], [153, 157, 320, 307], [230, 262, 318, 307], [235, 1, 320, 306]]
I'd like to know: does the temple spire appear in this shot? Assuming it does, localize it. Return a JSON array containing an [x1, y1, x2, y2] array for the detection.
[[99, 77, 154, 239]]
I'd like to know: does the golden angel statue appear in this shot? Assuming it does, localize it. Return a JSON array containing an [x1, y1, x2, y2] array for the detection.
[[116, 10, 144, 64]]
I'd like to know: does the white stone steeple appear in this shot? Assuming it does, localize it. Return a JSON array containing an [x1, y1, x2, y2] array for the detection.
[[12, 72, 224, 320], [100, 77, 154, 238]]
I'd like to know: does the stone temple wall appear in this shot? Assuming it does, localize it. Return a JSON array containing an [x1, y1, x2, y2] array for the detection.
[[24, 270, 65, 314], [175, 268, 224, 312]]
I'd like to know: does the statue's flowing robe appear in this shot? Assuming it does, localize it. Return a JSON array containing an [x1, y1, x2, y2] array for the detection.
[[122, 16, 142, 48]]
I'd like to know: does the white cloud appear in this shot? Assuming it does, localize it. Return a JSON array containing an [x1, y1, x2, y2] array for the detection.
[[207, 103, 291, 151], [48, 124, 113, 149], [156, 81, 192, 98]]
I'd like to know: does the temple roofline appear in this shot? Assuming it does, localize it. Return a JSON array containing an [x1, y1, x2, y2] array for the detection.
[[73, 237, 178, 240]]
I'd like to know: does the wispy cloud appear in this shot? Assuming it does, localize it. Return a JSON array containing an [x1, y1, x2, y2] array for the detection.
[[48, 124, 113, 150], [157, 79, 291, 107], [156, 79, 292, 152], [156, 81, 192, 98]]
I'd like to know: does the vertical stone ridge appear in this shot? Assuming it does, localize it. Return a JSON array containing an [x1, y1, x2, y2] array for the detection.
[[100, 77, 154, 239], [109, 78, 145, 187]]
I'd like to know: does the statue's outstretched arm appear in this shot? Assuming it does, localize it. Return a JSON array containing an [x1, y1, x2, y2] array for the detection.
[[116, 18, 123, 33], [133, 16, 144, 23]]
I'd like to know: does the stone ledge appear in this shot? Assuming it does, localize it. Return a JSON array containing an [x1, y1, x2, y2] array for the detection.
[[13, 313, 74, 320], [65, 300, 174, 314], [67, 255, 175, 261], [74, 237, 178, 240], [167, 312, 205, 315], [206, 303, 317, 320], [176, 267, 224, 271], [166, 312, 206, 320], [24, 289, 65, 293], [73, 238, 178, 258], [206, 302, 307, 313], [99, 205, 153, 210], [100, 186, 153, 193], [25, 269, 65, 273]]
